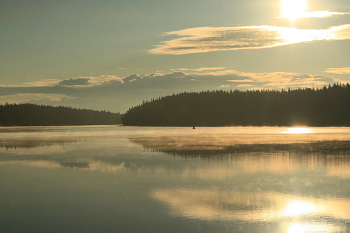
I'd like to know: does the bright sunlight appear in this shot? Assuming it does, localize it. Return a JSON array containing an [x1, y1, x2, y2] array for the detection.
[[280, 0, 308, 20], [282, 200, 318, 216], [287, 222, 337, 233], [281, 128, 314, 134], [288, 223, 305, 233]]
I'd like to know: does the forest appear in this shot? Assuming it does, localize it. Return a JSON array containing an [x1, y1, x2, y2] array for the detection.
[[122, 83, 350, 126], [0, 103, 122, 126]]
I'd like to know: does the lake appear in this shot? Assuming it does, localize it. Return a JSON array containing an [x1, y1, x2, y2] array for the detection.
[[1, 126, 350, 233]]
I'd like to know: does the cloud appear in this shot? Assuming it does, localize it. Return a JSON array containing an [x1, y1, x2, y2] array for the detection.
[[325, 67, 350, 74], [241, 72, 332, 89], [187, 70, 335, 89], [237, 84, 255, 87], [228, 79, 254, 83], [277, 11, 350, 19], [0, 70, 339, 112], [0, 79, 61, 88], [189, 67, 226, 71], [192, 67, 226, 72], [87, 75, 124, 86], [56, 75, 125, 88], [149, 25, 350, 55], [172, 67, 226, 72], [59, 78, 90, 86], [0, 93, 70, 104]]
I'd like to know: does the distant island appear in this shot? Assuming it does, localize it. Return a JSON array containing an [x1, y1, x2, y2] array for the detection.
[[0, 103, 122, 126], [122, 83, 350, 126]]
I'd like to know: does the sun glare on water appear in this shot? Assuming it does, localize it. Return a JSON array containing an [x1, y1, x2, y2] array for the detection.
[[282, 200, 318, 216], [288, 223, 305, 233], [283, 201, 332, 232], [281, 128, 313, 134], [280, 0, 308, 21]]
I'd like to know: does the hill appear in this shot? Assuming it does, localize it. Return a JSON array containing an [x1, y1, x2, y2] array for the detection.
[[122, 83, 350, 126], [0, 103, 122, 126]]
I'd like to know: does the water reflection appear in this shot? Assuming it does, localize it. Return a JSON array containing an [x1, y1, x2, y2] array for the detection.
[[129, 134, 350, 157], [2, 133, 350, 179], [0, 138, 128, 171], [0, 155, 126, 171], [286, 222, 341, 233], [281, 128, 314, 134], [0, 126, 64, 133], [0, 139, 79, 149], [152, 188, 348, 231], [10, 160, 127, 172], [128, 133, 350, 181], [1, 126, 350, 233]]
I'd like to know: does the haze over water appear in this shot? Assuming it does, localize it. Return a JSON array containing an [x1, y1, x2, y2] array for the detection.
[[1, 126, 350, 233]]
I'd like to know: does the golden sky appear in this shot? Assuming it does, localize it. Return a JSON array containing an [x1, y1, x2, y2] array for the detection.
[[1, 0, 350, 112]]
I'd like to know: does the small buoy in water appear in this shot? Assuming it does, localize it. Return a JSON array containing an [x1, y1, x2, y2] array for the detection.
[[193, 126, 195, 129]]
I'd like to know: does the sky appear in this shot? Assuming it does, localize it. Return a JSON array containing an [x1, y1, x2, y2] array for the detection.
[[1, 0, 350, 113]]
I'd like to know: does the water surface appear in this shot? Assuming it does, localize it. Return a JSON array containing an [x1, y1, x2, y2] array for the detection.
[[1, 126, 350, 233]]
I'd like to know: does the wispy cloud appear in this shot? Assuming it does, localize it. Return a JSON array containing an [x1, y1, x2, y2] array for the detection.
[[277, 11, 350, 19], [172, 67, 226, 72], [149, 25, 350, 55], [228, 79, 254, 83], [237, 72, 331, 89], [0, 79, 61, 88], [71, 75, 124, 87], [325, 67, 350, 74], [59, 78, 90, 86], [237, 84, 255, 87]]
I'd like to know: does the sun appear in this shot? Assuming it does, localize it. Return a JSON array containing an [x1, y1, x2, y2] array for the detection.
[[280, 0, 308, 20]]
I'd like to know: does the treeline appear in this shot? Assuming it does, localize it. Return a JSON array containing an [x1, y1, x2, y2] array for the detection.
[[0, 103, 122, 126], [122, 83, 350, 126]]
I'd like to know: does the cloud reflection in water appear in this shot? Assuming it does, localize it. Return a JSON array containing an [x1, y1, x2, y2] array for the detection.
[[152, 188, 348, 232], [0, 138, 127, 172]]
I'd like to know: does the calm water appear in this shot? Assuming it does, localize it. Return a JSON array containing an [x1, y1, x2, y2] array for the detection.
[[1, 126, 350, 233]]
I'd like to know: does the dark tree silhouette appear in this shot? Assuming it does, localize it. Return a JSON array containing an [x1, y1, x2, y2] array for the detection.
[[122, 83, 350, 126], [0, 103, 122, 126]]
